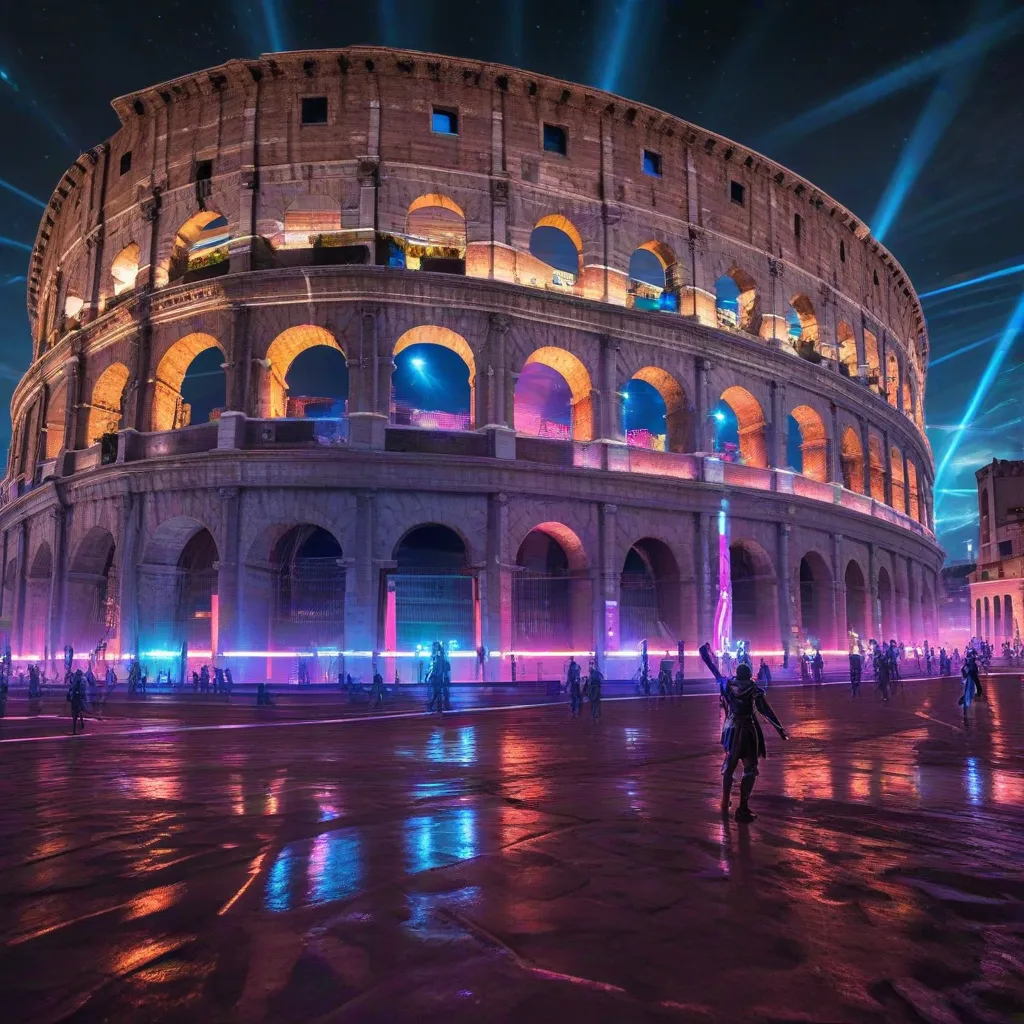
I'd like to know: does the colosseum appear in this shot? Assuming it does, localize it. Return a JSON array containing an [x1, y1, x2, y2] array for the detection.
[[0, 46, 943, 682]]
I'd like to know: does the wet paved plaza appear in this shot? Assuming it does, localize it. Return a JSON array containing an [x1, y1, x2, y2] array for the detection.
[[1, 676, 1024, 1023]]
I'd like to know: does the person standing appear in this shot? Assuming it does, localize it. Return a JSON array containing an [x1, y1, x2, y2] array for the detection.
[[812, 648, 824, 684], [566, 656, 582, 717], [698, 642, 789, 823], [756, 658, 771, 689], [587, 657, 603, 722], [849, 649, 862, 698], [68, 671, 87, 734]]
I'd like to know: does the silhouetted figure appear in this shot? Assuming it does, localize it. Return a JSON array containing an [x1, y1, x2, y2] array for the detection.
[[224, 667, 234, 695], [256, 681, 274, 706], [587, 658, 603, 722], [566, 657, 582, 717], [849, 650, 862, 697], [875, 650, 890, 701], [67, 671, 87, 734], [812, 649, 824, 684], [756, 658, 771, 688], [200, 665, 210, 694], [370, 668, 385, 709]]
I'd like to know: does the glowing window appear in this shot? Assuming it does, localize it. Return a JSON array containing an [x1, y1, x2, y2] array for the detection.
[[642, 150, 662, 177], [301, 96, 328, 125], [543, 123, 567, 156], [431, 108, 458, 135]]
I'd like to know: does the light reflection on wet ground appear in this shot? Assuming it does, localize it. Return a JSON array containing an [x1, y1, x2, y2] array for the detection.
[[0, 676, 1023, 1022]]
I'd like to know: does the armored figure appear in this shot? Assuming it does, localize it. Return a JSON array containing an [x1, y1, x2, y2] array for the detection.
[[566, 656, 582, 717]]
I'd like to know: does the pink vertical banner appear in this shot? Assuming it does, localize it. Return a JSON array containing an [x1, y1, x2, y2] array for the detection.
[[713, 508, 731, 653], [384, 579, 397, 682]]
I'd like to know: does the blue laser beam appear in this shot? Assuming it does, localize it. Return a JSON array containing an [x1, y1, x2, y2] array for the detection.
[[0, 177, 46, 210], [379, 0, 398, 47], [1, 274, 26, 287], [260, 0, 285, 52], [0, 235, 32, 253], [593, 0, 642, 94], [928, 334, 999, 367], [920, 262, 1024, 299], [935, 289, 1024, 498], [763, 7, 1024, 146], [872, 2, 994, 243]]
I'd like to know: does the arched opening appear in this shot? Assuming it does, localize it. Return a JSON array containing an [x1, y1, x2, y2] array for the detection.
[[628, 241, 679, 312], [392, 326, 475, 430], [902, 377, 912, 417], [845, 560, 868, 639], [994, 594, 1002, 643], [877, 565, 895, 639], [890, 450, 906, 512], [272, 526, 346, 649], [66, 527, 117, 651], [44, 384, 67, 460], [799, 552, 832, 645], [984, 596, 991, 639], [716, 387, 768, 468], [63, 294, 84, 330], [24, 542, 53, 653], [907, 461, 921, 522], [923, 582, 935, 638], [401, 194, 467, 272], [868, 434, 886, 502], [840, 427, 864, 493], [885, 352, 900, 408], [1006, 595, 1015, 640], [975, 598, 982, 637], [283, 195, 342, 248], [620, 538, 681, 646], [788, 405, 828, 481], [391, 525, 475, 652], [111, 243, 141, 297], [152, 333, 226, 431], [263, 325, 346, 421], [137, 518, 220, 654], [836, 321, 858, 376], [527, 215, 582, 290], [730, 542, 776, 650], [623, 367, 691, 452], [512, 524, 589, 650], [715, 268, 759, 332], [863, 329, 881, 392], [787, 294, 820, 360], [166, 211, 230, 285], [515, 347, 594, 442], [87, 363, 131, 445]]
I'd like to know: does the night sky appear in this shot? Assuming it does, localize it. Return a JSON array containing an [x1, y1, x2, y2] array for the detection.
[[2, 0, 1023, 564]]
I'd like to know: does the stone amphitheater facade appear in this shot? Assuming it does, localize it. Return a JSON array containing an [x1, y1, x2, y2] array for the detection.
[[0, 46, 943, 680]]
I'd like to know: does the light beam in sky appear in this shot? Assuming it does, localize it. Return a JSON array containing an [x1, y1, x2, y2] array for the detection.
[[920, 261, 1024, 299], [762, 7, 1024, 146], [0, 236, 32, 253], [260, 0, 286, 52], [0, 177, 46, 209], [934, 289, 1024, 499], [593, 0, 642, 94], [928, 334, 998, 367]]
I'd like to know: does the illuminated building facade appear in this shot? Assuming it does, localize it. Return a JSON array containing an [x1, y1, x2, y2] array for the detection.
[[969, 459, 1024, 644], [0, 48, 942, 679]]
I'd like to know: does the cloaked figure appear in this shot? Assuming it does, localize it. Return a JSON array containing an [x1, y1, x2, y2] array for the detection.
[[756, 658, 771, 688], [566, 657, 582, 717], [699, 642, 788, 823], [959, 648, 982, 722], [849, 650, 862, 697], [587, 658, 603, 721], [812, 649, 824, 684], [67, 670, 87, 734], [875, 649, 890, 701]]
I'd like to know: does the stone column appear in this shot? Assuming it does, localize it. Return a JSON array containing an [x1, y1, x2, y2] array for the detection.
[[484, 492, 511, 670], [595, 503, 618, 668], [138, 191, 162, 289], [828, 401, 841, 483], [859, 416, 872, 497], [346, 491, 377, 658], [505, 370, 520, 433], [215, 487, 241, 655], [60, 356, 83, 455], [598, 333, 622, 442], [896, 552, 911, 639], [227, 303, 251, 414], [348, 307, 387, 450], [769, 380, 785, 469], [234, 76, 260, 275], [901, 450, 912, 515], [868, 543, 880, 637], [11, 520, 27, 655], [832, 532, 847, 649], [908, 559, 923, 638], [777, 521, 793, 659], [483, 313, 511, 428], [696, 512, 712, 642], [882, 428, 893, 507], [46, 506, 66, 662], [694, 358, 710, 452], [116, 492, 141, 658]]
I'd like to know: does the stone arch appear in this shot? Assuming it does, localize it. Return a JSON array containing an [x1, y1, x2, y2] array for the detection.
[[163, 210, 230, 286], [626, 366, 692, 452], [513, 522, 590, 650], [628, 240, 681, 311], [877, 565, 896, 639], [729, 540, 777, 649], [789, 405, 828, 481], [787, 294, 819, 356], [890, 449, 906, 512], [845, 559, 869, 639], [906, 460, 921, 522], [902, 376, 912, 418], [836, 321, 858, 376], [87, 362, 131, 444], [151, 332, 225, 431], [863, 328, 881, 390], [110, 243, 141, 296], [840, 427, 864, 493], [66, 527, 117, 650], [283, 194, 342, 247], [44, 384, 67, 460], [29, 541, 53, 580], [526, 215, 583, 290], [720, 386, 768, 468], [141, 515, 220, 567], [516, 346, 594, 442], [63, 293, 85, 327], [868, 433, 886, 502], [798, 550, 832, 644], [24, 541, 53, 655], [262, 325, 345, 419], [620, 537, 681, 645], [885, 350, 900, 408], [392, 325, 476, 429], [406, 193, 467, 258], [715, 266, 760, 333]]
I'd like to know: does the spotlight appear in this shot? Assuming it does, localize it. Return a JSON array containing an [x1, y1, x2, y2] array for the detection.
[[713, 410, 726, 423], [411, 357, 426, 370]]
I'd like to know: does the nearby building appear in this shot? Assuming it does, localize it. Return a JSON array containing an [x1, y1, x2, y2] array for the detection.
[[969, 459, 1024, 643], [0, 47, 942, 682], [939, 562, 974, 645]]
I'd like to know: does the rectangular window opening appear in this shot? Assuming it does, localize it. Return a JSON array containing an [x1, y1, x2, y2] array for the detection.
[[642, 149, 662, 177], [999, 540, 1013, 558], [194, 159, 213, 182], [431, 107, 458, 135], [301, 96, 329, 125], [119, 151, 132, 176], [543, 123, 567, 156], [730, 179, 745, 206], [793, 212, 802, 239], [840, 239, 847, 262]]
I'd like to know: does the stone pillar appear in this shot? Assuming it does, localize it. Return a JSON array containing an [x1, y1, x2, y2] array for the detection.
[[227, 303, 251, 414], [832, 532, 847, 649], [11, 520, 27, 655], [116, 492, 141, 658], [61, 356, 83, 455], [828, 401, 841, 483], [599, 333, 622, 442], [358, 157, 379, 246], [137, 191, 162, 289], [234, 77, 260, 275], [46, 506, 66, 662], [595, 503, 618, 668], [696, 511, 712, 642], [901, 450, 912, 516], [694, 357, 710, 452], [215, 487, 241, 656], [485, 492, 511, 670], [769, 380, 785, 469], [882, 428, 893, 507], [868, 544, 880, 638], [908, 559, 923, 638], [777, 521, 793, 659], [859, 416, 872, 498], [483, 313, 511, 428], [896, 552, 911, 639], [346, 491, 377, 658], [348, 307, 387, 450], [505, 370, 520, 433]]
